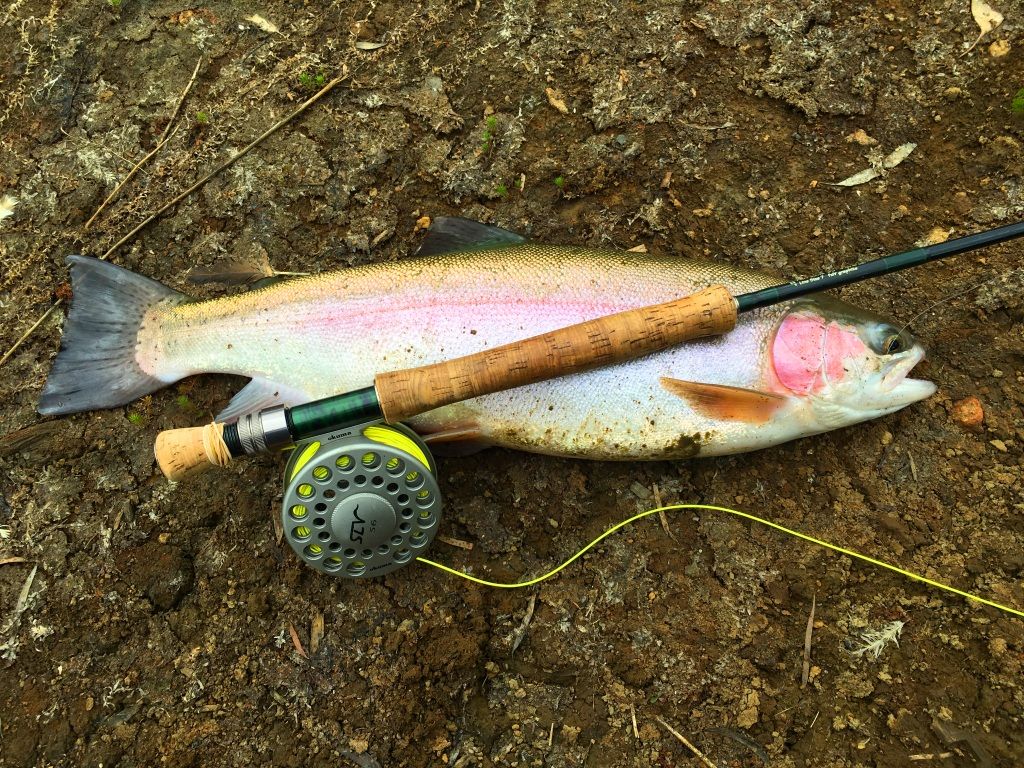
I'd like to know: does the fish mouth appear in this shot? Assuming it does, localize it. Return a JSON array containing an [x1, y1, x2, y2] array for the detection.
[[879, 346, 936, 402]]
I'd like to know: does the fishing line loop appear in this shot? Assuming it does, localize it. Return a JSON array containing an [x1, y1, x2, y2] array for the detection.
[[417, 503, 1023, 619]]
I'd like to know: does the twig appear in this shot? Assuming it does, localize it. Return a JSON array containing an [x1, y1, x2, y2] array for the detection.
[[160, 57, 202, 145], [99, 72, 347, 261], [909, 754, 954, 762], [801, 593, 816, 688], [437, 534, 474, 550], [84, 127, 179, 230], [548, 722, 554, 747], [0, 299, 62, 369], [0, 557, 29, 566], [510, 593, 536, 655], [652, 484, 674, 541], [85, 58, 200, 230], [655, 716, 718, 768], [630, 704, 639, 739]]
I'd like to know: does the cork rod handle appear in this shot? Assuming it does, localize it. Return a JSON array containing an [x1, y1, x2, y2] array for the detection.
[[375, 284, 737, 422]]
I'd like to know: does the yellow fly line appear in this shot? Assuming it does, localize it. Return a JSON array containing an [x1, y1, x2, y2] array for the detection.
[[416, 503, 1023, 619]]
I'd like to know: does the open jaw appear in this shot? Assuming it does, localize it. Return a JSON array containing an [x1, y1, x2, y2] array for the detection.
[[878, 346, 937, 404]]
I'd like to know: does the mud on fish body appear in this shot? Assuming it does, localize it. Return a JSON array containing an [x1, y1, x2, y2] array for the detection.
[[38, 218, 934, 459]]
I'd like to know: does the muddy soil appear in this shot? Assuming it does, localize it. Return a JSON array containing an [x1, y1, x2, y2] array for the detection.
[[1, 1, 1023, 766]]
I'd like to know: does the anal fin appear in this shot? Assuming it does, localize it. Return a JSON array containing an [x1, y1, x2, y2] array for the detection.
[[216, 378, 311, 422], [660, 377, 786, 424]]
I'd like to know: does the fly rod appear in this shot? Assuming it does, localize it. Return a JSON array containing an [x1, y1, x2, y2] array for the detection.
[[155, 220, 1024, 482]]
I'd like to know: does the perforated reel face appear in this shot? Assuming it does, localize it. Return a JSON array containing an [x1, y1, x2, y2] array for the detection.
[[281, 422, 441, 578]]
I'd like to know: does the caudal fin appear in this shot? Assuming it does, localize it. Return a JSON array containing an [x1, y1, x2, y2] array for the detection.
[[38, 256, 188, 416]]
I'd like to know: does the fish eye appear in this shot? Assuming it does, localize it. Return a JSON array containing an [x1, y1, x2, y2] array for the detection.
[[883, 334, 905, 355]]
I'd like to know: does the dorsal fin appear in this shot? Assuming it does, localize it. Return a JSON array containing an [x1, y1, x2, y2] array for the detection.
[[417, 216, 527, 256]]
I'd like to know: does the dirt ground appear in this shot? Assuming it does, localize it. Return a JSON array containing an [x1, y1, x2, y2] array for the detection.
[[1, 0, 1023, 766]]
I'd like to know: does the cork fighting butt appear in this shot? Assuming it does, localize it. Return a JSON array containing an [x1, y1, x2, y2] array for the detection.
[[154, 422, 233, 482]]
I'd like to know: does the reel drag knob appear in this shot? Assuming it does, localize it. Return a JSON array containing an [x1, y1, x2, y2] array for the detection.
[[281, 423, 441, 578]]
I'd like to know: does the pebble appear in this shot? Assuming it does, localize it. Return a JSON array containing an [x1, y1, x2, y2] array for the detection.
[[950, 397, 984, 431], [990, 439, 1008, 453], [630, 481, 652, 500]]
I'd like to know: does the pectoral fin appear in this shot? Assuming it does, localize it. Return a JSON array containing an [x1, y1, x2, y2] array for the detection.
[[417, 421, 490, 456], [660, 377, 786, 424]]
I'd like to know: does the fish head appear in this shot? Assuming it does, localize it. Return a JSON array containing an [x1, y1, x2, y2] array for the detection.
[[770, 296, 936, 428]]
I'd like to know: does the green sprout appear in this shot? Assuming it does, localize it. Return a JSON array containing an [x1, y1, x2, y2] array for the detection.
[[1012, 88, 1024, 115], [553, 175, 565, 189], [480, 115, 499, 154], [175, 394, 193, 409], [195, 110, 210, 124], [299, 72, 327, 91], [127, 411, 144, 425], [107, 0, 122, 9], [495, 183, 508, 198]]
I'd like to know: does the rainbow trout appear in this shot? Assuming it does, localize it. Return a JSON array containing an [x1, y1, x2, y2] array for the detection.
[[39, 218, 934, 459]]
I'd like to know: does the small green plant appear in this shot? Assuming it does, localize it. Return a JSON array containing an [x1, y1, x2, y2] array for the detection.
[[127, 411, 144, 425], [175, 394, 193, 409], [553, 175, 565, 189], [494, 183, 508, 198], [480, 115, 499, 154], [195, 110, 210, 125], [107, 0, 122, 9], [1012, 88, 1024, 115], [299, 72, 327, 91]]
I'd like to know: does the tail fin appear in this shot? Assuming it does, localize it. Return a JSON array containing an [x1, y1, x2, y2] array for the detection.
[[37, 256, 188, 416]]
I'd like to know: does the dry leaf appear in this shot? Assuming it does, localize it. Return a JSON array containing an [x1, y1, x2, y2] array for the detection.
[[882, 142, 917, 169], [245, 14, 279, 33], [832, 142, 916, 187], [355, 41, 386, 50], [0, 195, 16, 223], [833, 167, 882, 187], [966, 0, 1003, 53], [310, 611, 324, 655], [288, 623, 308, 659], [544, 87, 569, 114]]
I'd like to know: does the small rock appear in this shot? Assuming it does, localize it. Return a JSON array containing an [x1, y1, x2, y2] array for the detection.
[[630, 481, 652, 500], [845, 128, 878, 146], [881, 430, 893, 446], [989, 439, 1008, 453], [736, 690, 760, 728], [544, 86, 569, 114], [989, 39, 1011, 57], [950, 396, 984, 431]]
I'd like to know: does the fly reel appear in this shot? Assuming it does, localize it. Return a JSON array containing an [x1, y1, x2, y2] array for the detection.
[[281, 421, 441, 578]]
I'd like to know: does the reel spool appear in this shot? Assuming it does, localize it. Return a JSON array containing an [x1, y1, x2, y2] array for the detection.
[[281, 421, 441, 578]]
